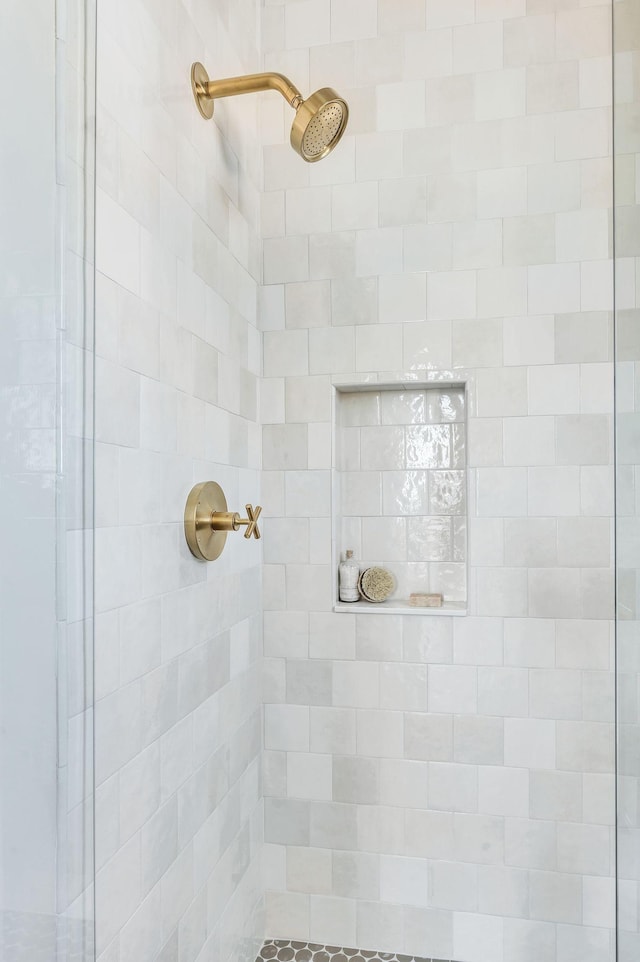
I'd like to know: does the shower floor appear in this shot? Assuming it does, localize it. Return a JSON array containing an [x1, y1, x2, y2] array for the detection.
[[256, 940, 444, 962]]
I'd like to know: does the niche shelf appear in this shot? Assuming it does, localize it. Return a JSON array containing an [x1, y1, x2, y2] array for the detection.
[[333, 379, 468, 617]]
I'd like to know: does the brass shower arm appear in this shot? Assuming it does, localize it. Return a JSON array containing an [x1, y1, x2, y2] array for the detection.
[[203, 72, 304, 109], [191, 64, 303, 119]]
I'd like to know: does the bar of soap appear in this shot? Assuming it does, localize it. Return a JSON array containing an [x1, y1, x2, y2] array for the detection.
[[409, 592, 443, 608]]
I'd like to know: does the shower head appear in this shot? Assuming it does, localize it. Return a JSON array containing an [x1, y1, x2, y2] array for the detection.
[[290, 88, 349, 162], [191, 63, 349, 163]]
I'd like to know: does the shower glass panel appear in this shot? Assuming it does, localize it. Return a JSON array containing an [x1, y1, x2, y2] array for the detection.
[[0, 1, 96, 959], [615, 2, 640, 960]]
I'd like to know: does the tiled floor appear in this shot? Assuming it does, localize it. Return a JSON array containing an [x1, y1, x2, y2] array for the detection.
[[256, 940, 449, 962]]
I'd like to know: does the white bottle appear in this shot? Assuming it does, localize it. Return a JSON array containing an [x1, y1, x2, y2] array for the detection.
[[339, 550, 360, 602]]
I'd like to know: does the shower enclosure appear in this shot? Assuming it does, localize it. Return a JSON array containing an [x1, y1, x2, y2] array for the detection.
[[2, 1, 640, 961], [0, 0, 96, 958]]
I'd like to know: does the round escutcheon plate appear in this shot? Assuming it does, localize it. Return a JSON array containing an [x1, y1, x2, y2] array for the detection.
[[191, 61, 214, 120], [184, 480, 228, 561]]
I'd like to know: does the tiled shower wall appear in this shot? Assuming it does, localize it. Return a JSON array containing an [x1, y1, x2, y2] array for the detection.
[[260, 3, 616, 961], [93, 1, 264, 960]]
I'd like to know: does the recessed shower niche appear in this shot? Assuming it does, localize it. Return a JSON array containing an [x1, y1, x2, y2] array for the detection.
[[334, 380, 467, 615]]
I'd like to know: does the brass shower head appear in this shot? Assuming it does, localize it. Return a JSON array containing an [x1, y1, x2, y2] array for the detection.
[[191, 62, 349, 163], [290, 87, 349, 162]]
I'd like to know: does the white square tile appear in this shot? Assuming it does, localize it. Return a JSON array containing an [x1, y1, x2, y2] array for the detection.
[[479, 767, 528, 818], [453, 912, 503, 962], [529, 263, 581, 315], [330, 0, 377, 42], [379, 274, 427, 323], [477, 167, 527, 219], [504, 718, 556, 769], [427, 271, 476, 321], [377, 82, 426, 130], [475, 69, 526, 121], [356, 325, 403, 372], [287, 187, 332, 236], [453, 22, 503, 74], [332, 182, 379, 232], [285, 0, 331, 48]]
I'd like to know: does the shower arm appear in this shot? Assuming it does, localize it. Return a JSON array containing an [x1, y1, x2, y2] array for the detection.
[[196, 71, 304, 110]]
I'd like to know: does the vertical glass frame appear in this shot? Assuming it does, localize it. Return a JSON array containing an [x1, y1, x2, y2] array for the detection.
[[614, 2, 640, 960], [56, 0, 97, 956]]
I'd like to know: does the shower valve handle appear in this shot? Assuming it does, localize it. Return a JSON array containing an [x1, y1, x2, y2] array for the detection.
[[209, 504, 262, 540], [232, 504, 262, 540]]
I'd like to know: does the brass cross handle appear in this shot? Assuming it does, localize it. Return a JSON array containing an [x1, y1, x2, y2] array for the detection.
[[232, 504, 262, 539]]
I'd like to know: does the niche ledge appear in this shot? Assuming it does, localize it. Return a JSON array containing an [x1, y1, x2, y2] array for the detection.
[[333, 377, 468, 615], [334, 600, 467, 616]]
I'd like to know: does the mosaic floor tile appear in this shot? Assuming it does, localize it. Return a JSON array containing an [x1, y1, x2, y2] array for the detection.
[[256, 940, 453, 962]]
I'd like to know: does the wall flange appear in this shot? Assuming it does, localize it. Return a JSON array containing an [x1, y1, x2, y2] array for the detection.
[[191, 62, 215, 120]]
